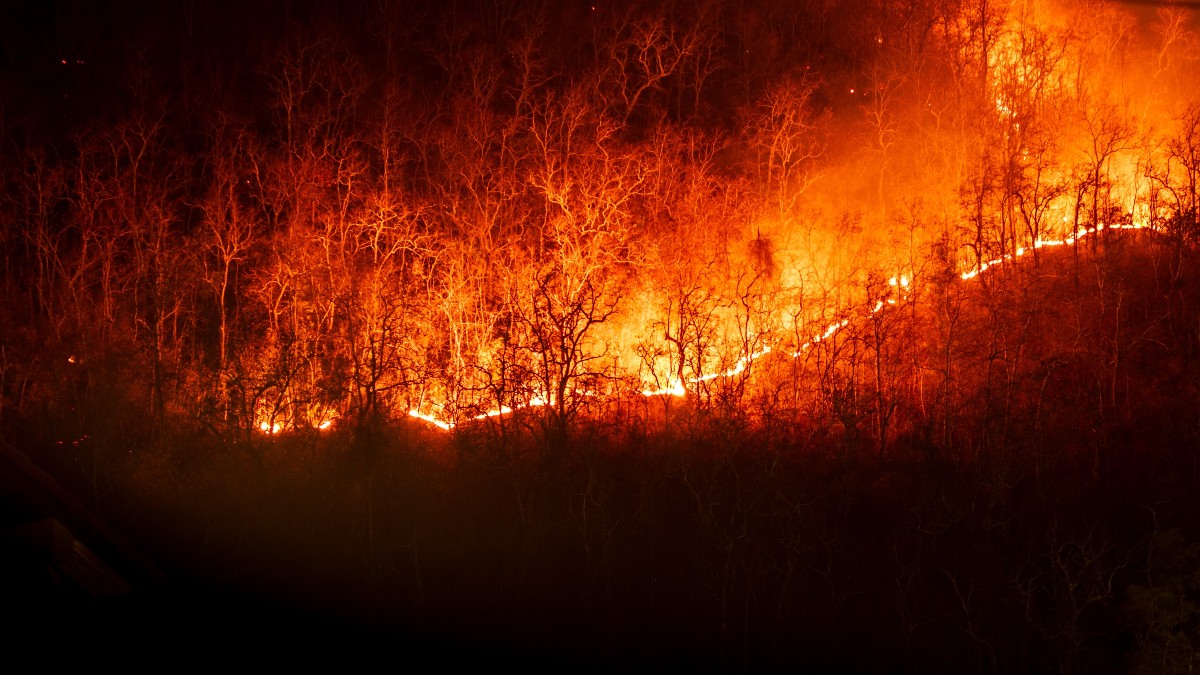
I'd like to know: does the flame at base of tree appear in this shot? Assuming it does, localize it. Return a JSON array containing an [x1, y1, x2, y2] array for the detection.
[[253, 399, 339, 435]]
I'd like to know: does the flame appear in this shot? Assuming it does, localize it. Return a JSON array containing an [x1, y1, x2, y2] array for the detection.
[[959, 221, 1147, 282], [269, 0, 1166, 437], [402, 212, 1152, 432], [642, 379, 686, 398], [254, 404, 338, 434], [408, 409, 454, 430], [406, 392, 557, 431]]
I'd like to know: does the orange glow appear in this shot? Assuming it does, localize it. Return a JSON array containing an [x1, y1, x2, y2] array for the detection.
[[399, 211, 1156, 432], [197, 0, 1192, 437], [407, 409, 454, 431], [254, 404, 339, 435]]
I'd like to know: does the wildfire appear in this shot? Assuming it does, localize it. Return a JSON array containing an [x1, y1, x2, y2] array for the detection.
[[642, 345, 774, 398], [399, 216, 1152, 433], [406, 395, 554, 432], [959, 222, 1148, 281], [240, 0, 1180, 437], [407, 409, 454, 431], [254, 405, 338, 435]]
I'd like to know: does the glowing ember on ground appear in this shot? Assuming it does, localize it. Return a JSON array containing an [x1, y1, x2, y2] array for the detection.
[[408, 409, 454, 431], [254, 409, 339, 434]]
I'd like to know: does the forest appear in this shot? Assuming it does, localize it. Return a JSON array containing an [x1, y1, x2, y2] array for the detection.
[[2, 0, 1200, 671]]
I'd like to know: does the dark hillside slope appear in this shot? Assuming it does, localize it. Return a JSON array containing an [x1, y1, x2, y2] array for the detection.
[[4, 236, 1200, 673]]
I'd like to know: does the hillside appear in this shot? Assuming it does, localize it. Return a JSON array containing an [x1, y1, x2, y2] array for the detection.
[[5, 235, 1200, 672]]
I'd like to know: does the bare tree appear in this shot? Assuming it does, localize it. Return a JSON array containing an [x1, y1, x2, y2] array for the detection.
[[746, 73, 826, 218]]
